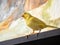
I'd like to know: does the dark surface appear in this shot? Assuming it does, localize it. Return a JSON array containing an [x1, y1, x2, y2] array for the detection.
[[0, 28, 60, 45], [16, 35, 60, 45]]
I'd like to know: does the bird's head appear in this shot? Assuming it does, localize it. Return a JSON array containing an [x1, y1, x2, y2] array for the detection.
[[22, 12, 32, 20]]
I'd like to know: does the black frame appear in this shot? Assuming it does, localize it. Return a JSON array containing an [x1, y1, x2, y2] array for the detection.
[[17, 35, 60, 45]]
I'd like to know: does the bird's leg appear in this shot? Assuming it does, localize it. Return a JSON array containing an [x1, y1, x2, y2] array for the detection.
[[33, 30, 34, 34], [39, 29, 41, 33], [37, 30, 41, 37], [37, 30, 39, 37], [26, 30, 34, 39], [27, 35, 29, 39], [37, 33, 39, 37]]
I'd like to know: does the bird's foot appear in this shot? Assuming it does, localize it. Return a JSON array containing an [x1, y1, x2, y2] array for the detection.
[[36, 30, 41, 37]]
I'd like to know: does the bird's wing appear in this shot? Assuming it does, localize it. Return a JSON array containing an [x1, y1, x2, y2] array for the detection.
[[32, 16, 46, 24]]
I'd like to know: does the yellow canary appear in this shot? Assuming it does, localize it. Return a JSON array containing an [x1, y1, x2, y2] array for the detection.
[[22, 12, 58, 33]]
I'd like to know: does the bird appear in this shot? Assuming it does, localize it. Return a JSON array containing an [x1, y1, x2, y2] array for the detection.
[[22, 12, 58, 38]]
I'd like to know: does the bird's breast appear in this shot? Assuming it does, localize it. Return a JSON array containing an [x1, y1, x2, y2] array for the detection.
[[26, 19, 41, 30]]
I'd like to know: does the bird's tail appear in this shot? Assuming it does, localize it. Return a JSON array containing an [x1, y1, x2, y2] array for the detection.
[[46, 25, 59, 28]]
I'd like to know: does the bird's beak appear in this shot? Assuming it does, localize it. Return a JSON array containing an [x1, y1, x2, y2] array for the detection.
[[22, 15, 24, 17]]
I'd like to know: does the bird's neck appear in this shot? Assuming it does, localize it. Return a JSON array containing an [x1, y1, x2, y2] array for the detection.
[[25, 17, 29, 21]]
